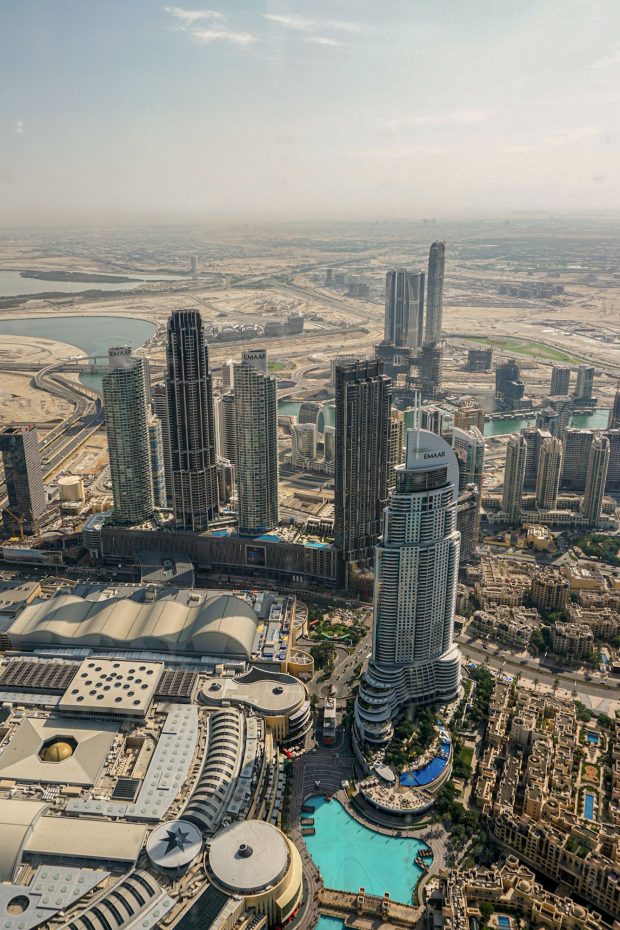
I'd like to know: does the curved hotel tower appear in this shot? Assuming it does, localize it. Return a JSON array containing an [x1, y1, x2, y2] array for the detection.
[[355, 428, 461, 744]]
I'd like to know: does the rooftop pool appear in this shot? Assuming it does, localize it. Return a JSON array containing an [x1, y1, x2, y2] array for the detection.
[[302, 796, 428, 904]]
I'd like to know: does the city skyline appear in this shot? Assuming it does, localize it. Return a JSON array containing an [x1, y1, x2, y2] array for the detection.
[[2, 1, 620, 225]]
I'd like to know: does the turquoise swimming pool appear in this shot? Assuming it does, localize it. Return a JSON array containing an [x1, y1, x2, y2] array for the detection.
[[314, 917, 345, 930], [302, 796, 427, 904], [584, 791, 596, 820]]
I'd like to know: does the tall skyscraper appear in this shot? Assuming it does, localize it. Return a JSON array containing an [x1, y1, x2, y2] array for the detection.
[[387, 410, 404, 492], [217, 392, 237, 465], [0, 425, 46, 535], [582, 434, 610, 527], [234, 361, 279, 534], [221, 359, 235, 392], [452, 427, 485, 492], [298, 401, 321, 427], [543, 395, 573, 439], [384, 269, 425, 350], [355, 429, 461, 744], [425, 240, 446, 341], [562, 428, 593, 491], [323, 425, 335, 464], [166, 309, 218, 531], [148, 415, 167, 509], [495, 359, 525, 407], [603, 429, 620, 492], [574, 365, 595, 402], [535, 436, 563, 510], [418, 340, 443, 399], [610, 383, 620, 430], [522, 428, 551, 491], [452, 426, 485, 557], [550, 365, 570, 396], [334, 359, 391, 568], [291, 422, 317, 467], [151, 383, 173, 506], [454, 400, 485, 432], [102, 348, 154, 525], [502, 433, 527, 522]]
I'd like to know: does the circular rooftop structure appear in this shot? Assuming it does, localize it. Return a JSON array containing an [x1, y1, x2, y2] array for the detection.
[[146, 819, 202, 872], [208, 820, 289, 894]]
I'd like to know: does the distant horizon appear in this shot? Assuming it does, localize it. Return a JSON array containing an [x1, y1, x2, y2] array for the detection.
[[3, 208, 620, 235]]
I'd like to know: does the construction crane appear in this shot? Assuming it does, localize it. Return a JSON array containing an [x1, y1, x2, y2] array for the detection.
[[3, 508, 27, 544], [2, 508, 39, 544]]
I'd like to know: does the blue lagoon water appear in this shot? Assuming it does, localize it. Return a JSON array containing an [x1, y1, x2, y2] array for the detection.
[[0, 315, 157, 391], [278, 400, 610, 437], [302, 796, 427, 904]]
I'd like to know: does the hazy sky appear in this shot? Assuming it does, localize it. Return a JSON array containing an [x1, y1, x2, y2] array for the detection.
[[1, 0, 620, 225]]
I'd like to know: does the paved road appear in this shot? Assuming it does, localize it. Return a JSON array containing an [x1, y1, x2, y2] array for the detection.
[[458, 637, 620, 713]]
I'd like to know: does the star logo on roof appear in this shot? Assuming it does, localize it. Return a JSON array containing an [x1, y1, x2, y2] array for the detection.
[[163, 826, 190, 855]]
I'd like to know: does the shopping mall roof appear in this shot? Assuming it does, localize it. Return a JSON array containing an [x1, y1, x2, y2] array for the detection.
[[7, 591, 259, 658], [0, 799, 47, 882], [208, 820, 289, 894], [200, 668, 305, 717]]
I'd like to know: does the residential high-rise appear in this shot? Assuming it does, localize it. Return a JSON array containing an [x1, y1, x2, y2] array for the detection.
[[420, 404, 445, 434], [550, 365, 570, 397], [418, 340, 443, 399], [355, 428, 461, 744], [323, 426, 335, 464], [582, 434, 610, 527], [457, 487, 480, 563], [495, 359, 525, 407], [334, 359, 391, 568], [216, 458, 234, 505], [148, 415, 167, 509], [387, 410, 404, 492], [298, 401, 321, 427], [234, 361, 279, 534], [535, 436, 563, 510], [331, 354, 362, 388], [604, 429, 620, 492], [384, 269, 425, 350], [425, 241, 445, 341], [291, 422, 317, 467], [166, 309, 219, 531], [561, 428, 593, 491], [502, 433, 527, 522], [221, 359, 235, 392], [521, 428, 551, 491], [454, 400, 485, 432], [217, 392, 237, 465], [574, 365, 595, 402], [466, 347, 493, 372], [151, 383, 173, 506], [102, 348, 154, 525], [241, 346, 267, 373], [452, 426, 485, 557], [452, 427, 485, 492], [610, 383, 620, 430], [0, 425, 47, 535], [544, 395, 573, 438]]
